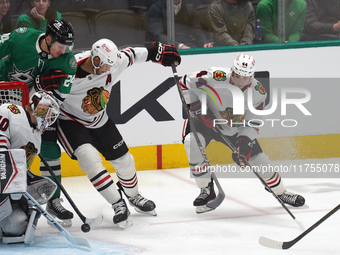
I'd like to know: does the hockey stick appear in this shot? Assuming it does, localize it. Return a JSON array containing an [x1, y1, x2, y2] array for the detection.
[[171, 64, 225, 210], [23, 192, 91, 250], [212, 127, 304, 230], [259, 204, 340, 249], [39, 154, 103, 232]]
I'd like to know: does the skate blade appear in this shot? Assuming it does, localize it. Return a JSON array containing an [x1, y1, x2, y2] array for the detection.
[[47, 218, 72, 228], [196, 205, 215, 214], [134, 208, 157, 216], [117, 219, 133, 229]]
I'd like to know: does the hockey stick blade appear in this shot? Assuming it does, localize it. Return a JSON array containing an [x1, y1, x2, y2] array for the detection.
[[206, 173, 225, 209], [23, 192, 91, 250], [259, 204, 340, 250], [85, 215, 103, 226]]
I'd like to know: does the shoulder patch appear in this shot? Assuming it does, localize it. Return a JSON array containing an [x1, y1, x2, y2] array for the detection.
[[69, 57, 77, 69], [15, 27, 27, 34], [213, 70, 226, 81], [7, 104, 20, 114], [255, 83, 266, 95]]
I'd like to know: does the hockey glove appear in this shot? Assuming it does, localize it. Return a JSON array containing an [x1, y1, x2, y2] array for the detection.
[[146, 41, 181, 67], [234, 136, 253, 166], [190, 101, 214, 128], [34, 69, 68, 91]]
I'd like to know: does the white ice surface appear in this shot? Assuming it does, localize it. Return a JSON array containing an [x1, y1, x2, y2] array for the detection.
[[1, 158, 340, 255]]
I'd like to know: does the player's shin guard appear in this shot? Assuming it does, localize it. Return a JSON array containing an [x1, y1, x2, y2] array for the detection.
[[111, 153, 156, 216], [75, 144, 121, 204]]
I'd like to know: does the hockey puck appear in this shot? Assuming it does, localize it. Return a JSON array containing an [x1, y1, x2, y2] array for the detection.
[[81, 223, 91, 233]]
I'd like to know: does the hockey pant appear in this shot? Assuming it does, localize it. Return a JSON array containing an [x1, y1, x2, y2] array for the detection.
[[39, 121, 62, 199], [183, 130, 285, 195], [58, 119, 139, 205]]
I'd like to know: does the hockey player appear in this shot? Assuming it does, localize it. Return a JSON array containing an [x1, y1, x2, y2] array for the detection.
[[55, 39, 181, 228], [180, 54, 306, 213], [0, 19, 77, 226], [0, 91, 60, 244]]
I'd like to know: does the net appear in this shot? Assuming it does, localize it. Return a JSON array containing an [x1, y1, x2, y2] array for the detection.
[[0, 82, 29, 106]]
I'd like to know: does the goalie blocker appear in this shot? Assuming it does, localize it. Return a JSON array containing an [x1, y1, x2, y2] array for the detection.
[[0, 149, 57, 244]]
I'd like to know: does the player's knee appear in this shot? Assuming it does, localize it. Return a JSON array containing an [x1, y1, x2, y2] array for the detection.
[[74, 143, 103, 174], [184, 133, 206, 164], [40, 141, 61, 160], [110, 152, 135, 175]]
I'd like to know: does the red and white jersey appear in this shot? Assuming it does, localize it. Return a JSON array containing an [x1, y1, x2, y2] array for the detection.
[[59, 47, 149, 128], [180, 67, 267, 140], [0, 104, 41, 153]]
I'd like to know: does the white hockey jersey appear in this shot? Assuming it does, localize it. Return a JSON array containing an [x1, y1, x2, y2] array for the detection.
[[180, 67, 267, 140], [59, 47, 149, 128], [0, 103, 41, 157]]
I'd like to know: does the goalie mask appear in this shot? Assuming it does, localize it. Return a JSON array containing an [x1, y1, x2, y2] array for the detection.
[[30, 91, 60, 134], [91, 39, 120, 73], [231, 54, 256, 77]]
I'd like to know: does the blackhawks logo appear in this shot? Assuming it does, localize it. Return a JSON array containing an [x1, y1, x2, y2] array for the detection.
[[255, 83, 266, 95], [219, 107, 244, 127], [213, 70, 226, 81], [7, 104, 20, 114], [81, 87, 110, 114], [20, 142, 38, 169]]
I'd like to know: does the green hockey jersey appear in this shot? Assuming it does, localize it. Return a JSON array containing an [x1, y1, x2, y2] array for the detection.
[[0, 27, 77, 102]]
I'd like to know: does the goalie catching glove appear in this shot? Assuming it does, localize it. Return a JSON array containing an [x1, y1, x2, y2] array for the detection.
[[146, 41, 181, 66], [34, 69, 68, 91], [232, 136, 254, 166]]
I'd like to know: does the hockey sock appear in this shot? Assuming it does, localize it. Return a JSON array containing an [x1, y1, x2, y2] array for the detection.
[[40, 159, 61, 199]]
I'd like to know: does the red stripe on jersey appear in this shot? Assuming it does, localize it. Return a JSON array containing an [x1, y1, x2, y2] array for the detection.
[[121, 49, 134, 66], [57, 129, 74, 156], [60, 109, 102, 127], [0, 139, 9, 146], [93, 174, 111, 187]]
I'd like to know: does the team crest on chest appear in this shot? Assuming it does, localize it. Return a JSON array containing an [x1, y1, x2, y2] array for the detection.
[[81, 87, 110, 114], [7, 104, 20, 114], [255, 83, 266, 95], [20, 142, 38, 168], [219, 107, 244, 127], [213, 70, 226, 81]]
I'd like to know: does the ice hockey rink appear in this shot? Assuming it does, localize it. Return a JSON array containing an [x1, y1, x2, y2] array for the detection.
[[1, 157, 340, 255]]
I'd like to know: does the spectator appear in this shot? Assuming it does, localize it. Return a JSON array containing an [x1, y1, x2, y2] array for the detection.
[[0, 0, 11, 34], [256, 0, 306, 43], [301, 0, 340, 41], [15, 0, 61, 32], [146, 0, 213, 49], [209, 0, 255, 46]]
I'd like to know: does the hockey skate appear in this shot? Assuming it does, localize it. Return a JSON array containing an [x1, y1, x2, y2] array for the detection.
[[46, 198, 73, 227], [278, 190, 305, 207], [112, 198, 132, 229], [194, 180, 216, 214], [117, 182, 157, 216]]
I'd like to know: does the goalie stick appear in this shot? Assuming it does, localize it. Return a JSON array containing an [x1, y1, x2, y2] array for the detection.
[[171, 65, 225, 210], [259, 204, 340, 249], [23, 192, 91, 250], [212, 126, 304, 230], [39, 154, 103, 232]]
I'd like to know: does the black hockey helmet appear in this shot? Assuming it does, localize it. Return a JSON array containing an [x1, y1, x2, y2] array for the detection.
[[46, 19, 75, 46]]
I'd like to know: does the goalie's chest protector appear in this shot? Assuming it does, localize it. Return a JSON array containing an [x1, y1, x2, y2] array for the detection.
[[0, 104, 41, 153]]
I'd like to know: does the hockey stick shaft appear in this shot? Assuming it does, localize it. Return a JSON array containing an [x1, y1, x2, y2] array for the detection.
[[171, 65, 225, 209], [260, 204, 340, 249], [39, 154, 103, 226], [213, 127, 303, 228], [23, 192, 91, 249]]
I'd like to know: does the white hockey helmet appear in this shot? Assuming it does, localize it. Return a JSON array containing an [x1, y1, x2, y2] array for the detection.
[[91, 38, 120, 72], [30, 91, 60, 133], [231, 54, 256, 77]]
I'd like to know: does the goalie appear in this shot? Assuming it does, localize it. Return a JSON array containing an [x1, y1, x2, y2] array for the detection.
[[0, 91, 59, 244]]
